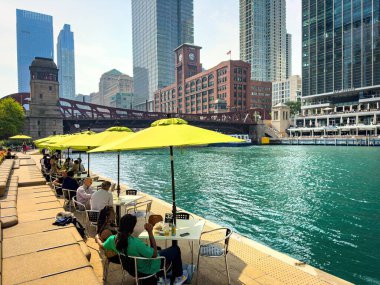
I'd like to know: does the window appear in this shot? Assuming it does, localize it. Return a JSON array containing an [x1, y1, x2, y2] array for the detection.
[[39, 94, 43, 99], [49, 86, 52, 91]]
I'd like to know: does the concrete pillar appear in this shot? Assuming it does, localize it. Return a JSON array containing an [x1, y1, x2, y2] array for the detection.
[[350, 105, 353, 111], [377, 102, 379, 109], [315, 118, 318, 127], [356, 128, 359, 135], [303, 118, 306, 127], [327, 117, 330, 126], [356, 115, 359, 125]]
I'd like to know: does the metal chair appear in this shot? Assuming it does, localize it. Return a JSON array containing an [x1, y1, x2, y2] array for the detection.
[[196, 227, 233, 285], [52, 183, 63, 198], [85, 210, 100, 232], [126, 200, 152, 223], [125, 189, 137, 195], [62, 188, 77, 211], [72, 196, 87, 225], [119, 252, 169, 285], [100, 247, 122, 284]]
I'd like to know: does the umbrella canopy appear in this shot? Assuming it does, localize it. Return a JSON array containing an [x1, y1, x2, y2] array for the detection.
[[65, 126, 134, 191], [90, 118, 244, 152], [9, 135, 31, 139], [90, 118, 244, 227], [47, 131, 96, 151], [65, 126, 133, 149]]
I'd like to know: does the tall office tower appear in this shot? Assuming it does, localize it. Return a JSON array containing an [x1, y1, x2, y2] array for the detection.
[[286, 33, 292, 78], [16, 9, 54, 92], [293, 0, 380, 135], [132, 0, 194, 110], [57, 24, 76, 99], [239, 0, 286, 82]]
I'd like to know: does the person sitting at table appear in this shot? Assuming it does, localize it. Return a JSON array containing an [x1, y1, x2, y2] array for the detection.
[[76, 177, 94, 209], [49, 156, 61, 179], [62, 171, 80, 191], [5, 148, 15, 159], [71, 159, 80, 174], [90, 181, 113, 211], [96, 214, 187, 285], [77, 157, 86, 173], [95, 206, 119, 264], [52, 170, 67, 196], [62, 158, 73, 171]]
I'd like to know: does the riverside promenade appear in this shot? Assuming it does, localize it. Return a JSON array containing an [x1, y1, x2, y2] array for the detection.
[[1, 152, 353, 285]]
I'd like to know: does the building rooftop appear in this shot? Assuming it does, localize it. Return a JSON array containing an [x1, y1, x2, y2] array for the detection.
[[30, 57, 57, 69]]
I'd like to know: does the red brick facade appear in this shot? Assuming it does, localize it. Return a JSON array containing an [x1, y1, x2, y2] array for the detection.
[[154, 44, 252, 114], [251, 80, 272, 120]]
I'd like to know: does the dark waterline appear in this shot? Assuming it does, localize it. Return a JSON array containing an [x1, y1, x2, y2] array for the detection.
[[81, 145, 380, 285]]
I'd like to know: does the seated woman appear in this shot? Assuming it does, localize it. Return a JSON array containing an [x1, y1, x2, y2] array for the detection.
[[96, 214, 187, 284], [95, 206, 119, 263], [62, 158, 73, 171], [71, 160, 80, 174], [77, 158, 86, 173]]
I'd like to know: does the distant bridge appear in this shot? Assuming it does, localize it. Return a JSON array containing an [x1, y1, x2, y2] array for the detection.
[[59, 98, 260, 134]]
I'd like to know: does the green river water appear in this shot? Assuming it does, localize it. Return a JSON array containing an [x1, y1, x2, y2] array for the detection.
[[82, 145, 380, 284]]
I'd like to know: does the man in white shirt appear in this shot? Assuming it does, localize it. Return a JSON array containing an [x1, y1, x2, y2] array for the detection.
[[76, 177, 94, 209], [91, 181, 113, 211]]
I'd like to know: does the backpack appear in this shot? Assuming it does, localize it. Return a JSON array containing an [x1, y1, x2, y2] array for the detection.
[[72, 218, 87, 240]]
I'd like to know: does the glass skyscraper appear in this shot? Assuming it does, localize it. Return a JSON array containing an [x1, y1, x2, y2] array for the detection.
[[292, 1, 380, 136], [132, 0, 194, 109], [239, 0, 287, 82], [57, 24, 76, 99], [302, 0, 380, 97], [16, 9, 54, 93]]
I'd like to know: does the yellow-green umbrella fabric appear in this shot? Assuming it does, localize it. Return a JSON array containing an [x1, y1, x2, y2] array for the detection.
[[48, 131, 96, 151], [38, 134, 72, 149], [90, 118, 244, 226], [34, 136, 54, 146], [9, 135, 32, 139], [65, 127, 133, 149], [90, 118, 243, 152], [63, 126, 133, 189]]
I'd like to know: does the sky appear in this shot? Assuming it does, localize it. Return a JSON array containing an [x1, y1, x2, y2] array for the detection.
[[0, 0, 302, 97]]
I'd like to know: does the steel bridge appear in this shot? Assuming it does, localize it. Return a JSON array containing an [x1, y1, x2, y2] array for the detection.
[[60, 98, 259, 134]]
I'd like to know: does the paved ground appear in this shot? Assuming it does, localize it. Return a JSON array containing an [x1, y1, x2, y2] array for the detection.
[[31, 152, 353, 285]]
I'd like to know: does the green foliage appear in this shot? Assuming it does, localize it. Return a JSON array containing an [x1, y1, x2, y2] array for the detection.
[[0, 98, 25, 139], [285, 101, 301, 116]]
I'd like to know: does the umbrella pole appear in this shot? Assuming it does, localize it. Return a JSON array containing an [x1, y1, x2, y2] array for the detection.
[[117, 151, 120, 197], [169, 146, 177, 246], [87, 148, 90, 177]]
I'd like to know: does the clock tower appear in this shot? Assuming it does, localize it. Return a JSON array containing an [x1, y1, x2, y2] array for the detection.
[[174, 43, 202, 85]]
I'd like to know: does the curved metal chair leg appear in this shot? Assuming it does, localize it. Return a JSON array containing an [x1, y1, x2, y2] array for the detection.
[[225, 254, 230, 285], [196, 249, 201, 285]]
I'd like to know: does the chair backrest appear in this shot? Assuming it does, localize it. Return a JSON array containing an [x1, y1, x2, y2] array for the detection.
[[148, 214, 163, 226], [176, 212, 192, 220], [72, 196, 86, 212], [86, 210, 100, 224], [119, 252, 166, 282], [62, 188, 76, 201], [125, 189, 137, 195]]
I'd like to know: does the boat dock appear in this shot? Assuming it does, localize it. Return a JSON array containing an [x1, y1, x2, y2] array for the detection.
[[0, 153, 353, 284]]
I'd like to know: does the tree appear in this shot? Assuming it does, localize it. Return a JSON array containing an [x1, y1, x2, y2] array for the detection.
[[285, 101, 301, 116], [0, 98, 25, 139]]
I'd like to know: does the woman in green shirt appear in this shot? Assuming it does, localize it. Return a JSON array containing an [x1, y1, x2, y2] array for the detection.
[[96, 214, 187, 284]]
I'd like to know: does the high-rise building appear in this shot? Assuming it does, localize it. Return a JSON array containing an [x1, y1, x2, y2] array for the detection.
[[16, 9, 54, 93], [286, 33, 292, 78], [92, 69, 134, 108], [57, 24, 76, 100], [132, 0, 194, 110], [292, 0, 380, 137], [272, 75, 301, 106], [239, 0, 286, 82]]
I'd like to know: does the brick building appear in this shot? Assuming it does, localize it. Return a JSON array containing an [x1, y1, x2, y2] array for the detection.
[[251, 80, 272, 120], [154, 44, 252, 114]]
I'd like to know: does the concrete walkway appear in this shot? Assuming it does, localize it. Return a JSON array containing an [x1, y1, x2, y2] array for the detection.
[[30, 153, 353, 285]]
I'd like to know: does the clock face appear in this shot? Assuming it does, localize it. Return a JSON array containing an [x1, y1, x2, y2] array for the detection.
[[189, 53, 195, 61], [178, 54, 183, 62]]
